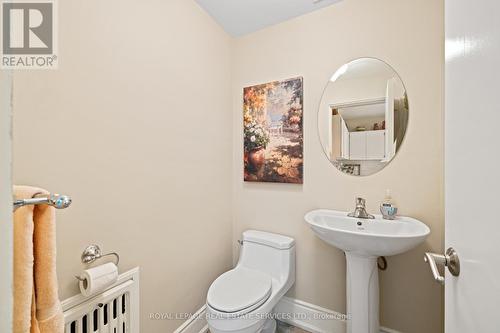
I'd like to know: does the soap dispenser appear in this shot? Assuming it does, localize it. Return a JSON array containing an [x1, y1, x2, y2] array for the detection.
[[380, 189, 398, 220]]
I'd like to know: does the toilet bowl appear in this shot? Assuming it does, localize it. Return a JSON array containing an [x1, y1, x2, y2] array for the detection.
[[206, 230, 296, 333]]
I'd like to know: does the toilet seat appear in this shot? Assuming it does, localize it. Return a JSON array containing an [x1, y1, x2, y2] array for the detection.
[[207, 267, 272, 315]]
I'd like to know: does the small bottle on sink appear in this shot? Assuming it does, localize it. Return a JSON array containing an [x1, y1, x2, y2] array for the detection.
[[380, 189, 398, 220]]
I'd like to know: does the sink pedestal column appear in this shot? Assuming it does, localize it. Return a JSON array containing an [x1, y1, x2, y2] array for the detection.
[[345, 253, 379, 333]]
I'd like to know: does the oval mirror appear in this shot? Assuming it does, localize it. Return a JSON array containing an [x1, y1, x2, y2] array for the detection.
[[318, 58, 408, 176]]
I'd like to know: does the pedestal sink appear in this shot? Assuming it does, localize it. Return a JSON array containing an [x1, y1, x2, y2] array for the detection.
[[304, 209, 430, 333]]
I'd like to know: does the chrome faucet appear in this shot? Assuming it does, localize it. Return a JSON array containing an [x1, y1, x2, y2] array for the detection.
[[348, 197, 375, 219]]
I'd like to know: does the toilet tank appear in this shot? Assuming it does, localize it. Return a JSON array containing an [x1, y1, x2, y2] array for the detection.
[[238, 230, 295, 283]]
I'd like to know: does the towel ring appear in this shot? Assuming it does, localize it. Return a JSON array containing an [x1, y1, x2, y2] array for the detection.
[[75, 245, 120, 282]]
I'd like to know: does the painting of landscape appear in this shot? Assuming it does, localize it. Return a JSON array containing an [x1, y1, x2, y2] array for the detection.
[[243, 77, 303, 183]]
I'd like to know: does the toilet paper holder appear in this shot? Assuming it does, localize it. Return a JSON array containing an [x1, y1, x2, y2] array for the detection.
[[75, 244, 120, 281]]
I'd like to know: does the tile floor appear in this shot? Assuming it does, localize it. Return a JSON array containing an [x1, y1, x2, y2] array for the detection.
[[276, 320, 310, 332]]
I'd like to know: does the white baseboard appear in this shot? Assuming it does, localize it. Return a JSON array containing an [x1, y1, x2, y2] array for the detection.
[[173, 297, 402, 333], [380, 327, 403, 333], [274, 296, 346, 333], [173, 305, 208, 333]]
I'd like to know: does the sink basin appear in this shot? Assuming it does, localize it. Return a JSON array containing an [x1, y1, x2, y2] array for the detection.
[[305, 209, 430, 256], [305, 209, 430, 333]]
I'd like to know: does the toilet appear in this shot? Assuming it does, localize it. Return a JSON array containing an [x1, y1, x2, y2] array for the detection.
[[206, 230, 296, 333]]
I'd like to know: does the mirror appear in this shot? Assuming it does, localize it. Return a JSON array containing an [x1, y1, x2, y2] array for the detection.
[[318, 58, 408, 176]]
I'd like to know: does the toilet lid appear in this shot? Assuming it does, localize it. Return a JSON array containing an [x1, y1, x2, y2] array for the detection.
[[207, 267, 272, 314]]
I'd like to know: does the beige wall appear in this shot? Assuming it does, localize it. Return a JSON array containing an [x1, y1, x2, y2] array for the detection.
[[231, 0, 444, 332], [12, 0, 233, 331]]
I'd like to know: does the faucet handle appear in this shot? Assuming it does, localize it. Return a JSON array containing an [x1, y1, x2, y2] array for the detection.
[[355, 197, 366, 206]]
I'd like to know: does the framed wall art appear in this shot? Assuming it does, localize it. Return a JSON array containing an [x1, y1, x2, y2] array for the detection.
[[243, 77, 303, 184]]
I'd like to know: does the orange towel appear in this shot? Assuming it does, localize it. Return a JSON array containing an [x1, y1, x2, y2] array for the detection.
[[13, 186, 63, 333]]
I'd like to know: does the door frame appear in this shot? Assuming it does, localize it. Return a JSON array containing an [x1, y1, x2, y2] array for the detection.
[[0, 70, 13, 332]]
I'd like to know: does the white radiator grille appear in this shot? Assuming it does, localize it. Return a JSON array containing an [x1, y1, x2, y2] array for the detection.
[[62, 268, 140, 333]]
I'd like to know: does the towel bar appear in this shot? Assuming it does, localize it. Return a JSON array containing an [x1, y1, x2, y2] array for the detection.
[[13, 193, 72, 212]]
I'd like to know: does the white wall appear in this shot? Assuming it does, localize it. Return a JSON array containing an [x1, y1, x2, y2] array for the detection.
[[11, 1, 233, 331], [231, 0, 444, 332]]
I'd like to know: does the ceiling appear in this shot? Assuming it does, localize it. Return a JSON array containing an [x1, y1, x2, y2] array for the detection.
[[339, 103, 386, 120], [195, 0, 343, 37]]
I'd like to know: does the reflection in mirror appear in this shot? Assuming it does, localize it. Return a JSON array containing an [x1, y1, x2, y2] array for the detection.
[[318, 58, 408, 176]]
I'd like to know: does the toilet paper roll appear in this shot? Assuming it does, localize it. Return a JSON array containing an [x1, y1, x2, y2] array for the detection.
[[79, 263, 118, 297]]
